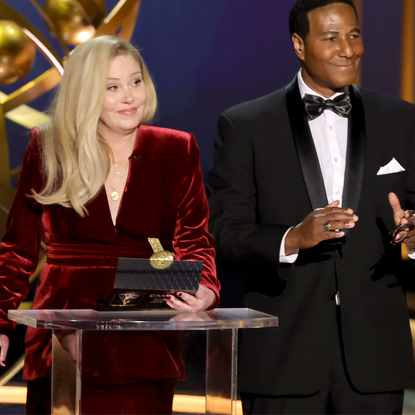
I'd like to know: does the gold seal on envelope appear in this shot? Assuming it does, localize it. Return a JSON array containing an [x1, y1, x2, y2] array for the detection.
[[147, 238, 174, 270]]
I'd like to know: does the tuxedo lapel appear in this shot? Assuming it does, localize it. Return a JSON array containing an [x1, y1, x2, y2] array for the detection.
[[342, 85, 366, 213], [286, 78, 328, 210]]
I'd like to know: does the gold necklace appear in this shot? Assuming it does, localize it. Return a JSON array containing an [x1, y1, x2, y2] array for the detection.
[[108, 160, 128, 201]]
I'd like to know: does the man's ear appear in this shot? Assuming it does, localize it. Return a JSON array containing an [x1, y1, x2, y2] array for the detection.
[[292, 33, 305, 61]]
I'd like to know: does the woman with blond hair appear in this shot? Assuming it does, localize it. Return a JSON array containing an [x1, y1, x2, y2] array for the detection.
[[0, 35, 220, 414]]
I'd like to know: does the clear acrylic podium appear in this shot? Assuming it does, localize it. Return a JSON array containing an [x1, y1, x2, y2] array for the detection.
[[9, 308, 278, 415]]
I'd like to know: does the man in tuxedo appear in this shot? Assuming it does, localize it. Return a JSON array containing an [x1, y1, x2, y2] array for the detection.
[[206, 0, 415, 413]]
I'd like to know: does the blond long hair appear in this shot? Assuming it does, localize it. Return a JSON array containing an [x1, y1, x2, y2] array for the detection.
[[34, 36, 157, 216]]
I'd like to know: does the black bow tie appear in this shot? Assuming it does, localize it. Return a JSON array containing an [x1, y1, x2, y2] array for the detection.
[[303, 93, 352, 120]]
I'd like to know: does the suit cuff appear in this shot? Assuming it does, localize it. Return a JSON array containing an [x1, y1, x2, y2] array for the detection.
[[279, 227, 299, 263], [406, 244, 415, 259]]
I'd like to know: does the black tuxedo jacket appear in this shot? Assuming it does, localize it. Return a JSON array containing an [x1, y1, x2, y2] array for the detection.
[[207, 78, 415, 396]]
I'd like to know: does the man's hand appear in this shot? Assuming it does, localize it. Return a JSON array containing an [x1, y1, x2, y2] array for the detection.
[[285, 201, 359, 252], [389, 192, 415, 248], [0, 334, 10, 367]]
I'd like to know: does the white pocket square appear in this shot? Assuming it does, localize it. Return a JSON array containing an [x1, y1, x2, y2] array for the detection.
[[376, 158, 405, 175]]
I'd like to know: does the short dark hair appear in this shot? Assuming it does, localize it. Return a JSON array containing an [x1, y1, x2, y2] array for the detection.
[[289, 0, 358, 40]]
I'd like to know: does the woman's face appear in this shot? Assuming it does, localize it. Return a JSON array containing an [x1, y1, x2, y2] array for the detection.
[[99, 53, 148, 139]]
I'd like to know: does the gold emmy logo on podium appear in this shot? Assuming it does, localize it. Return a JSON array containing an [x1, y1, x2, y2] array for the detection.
[[0, 0, 142, 387]]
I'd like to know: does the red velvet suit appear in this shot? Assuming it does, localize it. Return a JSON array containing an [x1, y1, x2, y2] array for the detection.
[[0, 125, 220, 382]]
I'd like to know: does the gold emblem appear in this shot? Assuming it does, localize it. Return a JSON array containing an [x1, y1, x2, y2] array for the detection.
[[148, 237, 173, 269], [150, 250, 174, 270]]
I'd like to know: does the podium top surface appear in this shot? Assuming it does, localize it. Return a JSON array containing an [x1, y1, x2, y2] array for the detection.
[[8, 308, 278, 331]]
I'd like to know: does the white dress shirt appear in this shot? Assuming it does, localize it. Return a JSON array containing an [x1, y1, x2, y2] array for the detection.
[[298, 73, 348, 205]]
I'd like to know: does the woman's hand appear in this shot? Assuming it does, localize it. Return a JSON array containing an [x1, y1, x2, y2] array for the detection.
[[164, 285, 216, 313], [0, 334, 10, 367]]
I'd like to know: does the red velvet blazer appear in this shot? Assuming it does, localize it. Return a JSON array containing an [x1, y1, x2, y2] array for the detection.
[[0, 125, 220, 381]]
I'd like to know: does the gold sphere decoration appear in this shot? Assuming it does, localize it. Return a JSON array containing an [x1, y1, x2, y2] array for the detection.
[[0, 20, 36, 85], [44, 0, 107, 45]]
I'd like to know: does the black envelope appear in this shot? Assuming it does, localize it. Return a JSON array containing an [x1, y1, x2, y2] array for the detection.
[[101, 258, 203, 311]]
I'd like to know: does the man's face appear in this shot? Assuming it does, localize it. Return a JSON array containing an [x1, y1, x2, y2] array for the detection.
[[293, 2, 364, 97]]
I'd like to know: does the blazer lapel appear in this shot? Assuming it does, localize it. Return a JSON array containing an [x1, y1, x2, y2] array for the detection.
[[286, 78, 328, 210], [342, 85, 366, 213]]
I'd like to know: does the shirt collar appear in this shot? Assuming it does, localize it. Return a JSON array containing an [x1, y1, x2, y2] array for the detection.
[[297, 69, 347, 100]]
